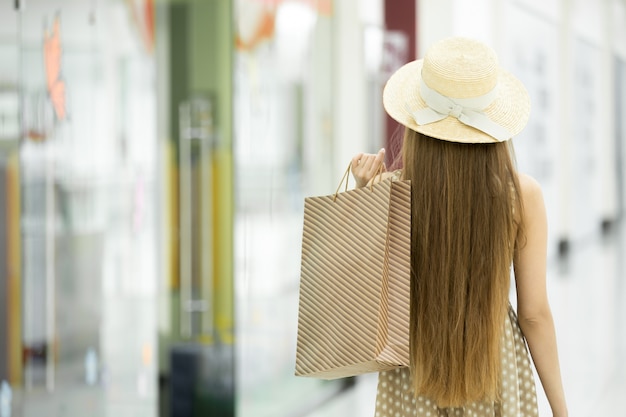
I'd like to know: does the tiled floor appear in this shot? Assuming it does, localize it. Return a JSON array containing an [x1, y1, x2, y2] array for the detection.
[[303, 222, 626, 417]]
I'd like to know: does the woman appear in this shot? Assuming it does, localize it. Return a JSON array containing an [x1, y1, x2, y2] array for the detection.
[[352, 37, 567, 417]]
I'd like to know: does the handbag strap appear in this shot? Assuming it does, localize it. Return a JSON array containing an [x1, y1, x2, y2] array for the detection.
[[333, 163, 352, 201], [333, 161, 385, 202]]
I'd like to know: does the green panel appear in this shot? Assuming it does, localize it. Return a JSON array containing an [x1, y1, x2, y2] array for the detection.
[[161, 0, 234, 415], [169, 2, 190, 147], [187, 0, 234, 342]]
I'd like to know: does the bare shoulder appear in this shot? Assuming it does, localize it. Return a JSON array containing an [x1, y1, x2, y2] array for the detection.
[[516, 172, 546, 219], [518, 172, 541, 192]]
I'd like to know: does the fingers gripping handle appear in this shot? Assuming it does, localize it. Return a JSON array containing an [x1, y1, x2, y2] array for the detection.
[[333, 161, 385, 202]]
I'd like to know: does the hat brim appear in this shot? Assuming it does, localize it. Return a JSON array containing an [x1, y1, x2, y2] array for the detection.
[[383, 60, 530, 144]]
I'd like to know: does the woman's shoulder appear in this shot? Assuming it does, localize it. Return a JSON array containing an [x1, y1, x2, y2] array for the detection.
[[516, 173, 543, 197], [516, 172, 546, 213]]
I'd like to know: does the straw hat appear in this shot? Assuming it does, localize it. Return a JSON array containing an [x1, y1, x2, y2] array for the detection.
[[383, 37, 530, 143]]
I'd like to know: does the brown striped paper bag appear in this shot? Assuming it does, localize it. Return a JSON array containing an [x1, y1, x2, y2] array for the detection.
[[295, 170, 411, 379]]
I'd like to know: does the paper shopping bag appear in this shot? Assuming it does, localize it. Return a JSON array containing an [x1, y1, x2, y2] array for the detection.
[[295, 169, 411, 379]]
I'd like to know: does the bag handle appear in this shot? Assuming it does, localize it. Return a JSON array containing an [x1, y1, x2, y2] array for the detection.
[[333, 161, 385, 201]]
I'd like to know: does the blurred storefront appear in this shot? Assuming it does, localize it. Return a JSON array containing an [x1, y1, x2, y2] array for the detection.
[[0, 0, 159, 415], [231, 0, 416, 415], [233, 0, 344, 415], [1, 0, 391, 415]]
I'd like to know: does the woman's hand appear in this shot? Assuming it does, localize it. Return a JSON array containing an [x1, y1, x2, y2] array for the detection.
[[351, 148, 386, 188]]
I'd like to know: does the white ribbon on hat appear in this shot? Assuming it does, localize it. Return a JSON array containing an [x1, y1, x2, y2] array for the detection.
[[412, 79, 513, 142]]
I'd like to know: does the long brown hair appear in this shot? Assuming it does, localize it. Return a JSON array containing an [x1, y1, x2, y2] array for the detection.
[[402, 130, 523, 406]]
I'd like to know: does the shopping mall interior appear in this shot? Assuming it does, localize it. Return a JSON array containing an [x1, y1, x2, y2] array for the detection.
[[0, 0, 625, 416]]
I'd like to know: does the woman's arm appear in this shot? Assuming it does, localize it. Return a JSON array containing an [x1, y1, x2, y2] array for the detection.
[[514, 174, 568, 417], [351, 148, 386, 188]]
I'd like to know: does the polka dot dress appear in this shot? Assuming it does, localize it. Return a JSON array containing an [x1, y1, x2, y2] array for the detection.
[[374, 306, 538, 417]]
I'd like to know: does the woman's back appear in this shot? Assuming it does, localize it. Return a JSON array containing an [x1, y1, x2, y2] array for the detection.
[[373, 165, 541, 417], [350, 37, 567, 416], [404, 131, 521, 406]]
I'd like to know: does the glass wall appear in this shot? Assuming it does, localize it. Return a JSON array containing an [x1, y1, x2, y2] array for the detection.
[[2, 0, 392, 416], [0, 0, 21, 402], [0, 0, 160, 415], [233, 1, 356, 416]]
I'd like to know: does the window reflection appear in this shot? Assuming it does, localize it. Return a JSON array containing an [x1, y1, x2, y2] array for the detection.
[[1, 1, 159, 415], [234, 2, 346, 416]]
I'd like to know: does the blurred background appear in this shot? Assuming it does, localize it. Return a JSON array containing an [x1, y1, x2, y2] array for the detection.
[[0, 0, 624, 416]]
